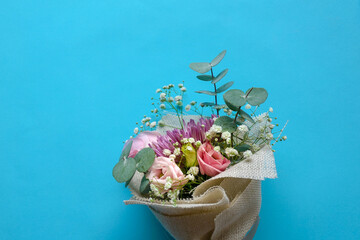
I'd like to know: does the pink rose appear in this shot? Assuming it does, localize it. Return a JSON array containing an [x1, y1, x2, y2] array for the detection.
[[197, 142, 231, 177], [124, 131, 161, 158], [146, 157, 188, 193]]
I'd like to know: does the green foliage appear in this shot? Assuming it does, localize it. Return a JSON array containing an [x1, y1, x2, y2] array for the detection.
[[200, 102, 215, 107], [120, 141, 133, 160], [195, 90, 217, 96], [189, 62, 211, 74], [234, 144, 252, 152], [245, 87, 268, 106], [212, 69, 228, 84], [112, 157, 136, 183], [238, 109, 255, 124], [196, 75, 213, 81], [214, 116, 237, 133], [134, 148, 155, 173], [210, 50, 226, 67], [216, 81, 234, 93], [223, 89, 246, 111], [140, 175, 150, 194]]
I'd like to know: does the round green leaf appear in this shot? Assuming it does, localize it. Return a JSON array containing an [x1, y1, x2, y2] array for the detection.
[[246, 88, 268, 106], [120, 140, 133, 160], [200, 102, 215, 107], [237, 109, 255, 124], [140, 175, 150, 194], [223, 89, 246, 111], [135, 148, 155, 172], [216, 81, 234, 93], [195, 90, 217, 96], [112, 157, 136, 183], [214, 116, 237, 133], [189, 62, 211, 74], [196, 75, 213, 81], [212, 69, 228, 84], [210, 50, 226, 67]]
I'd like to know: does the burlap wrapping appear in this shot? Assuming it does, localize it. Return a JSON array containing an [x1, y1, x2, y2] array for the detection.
[[124, 114, 277, 240]]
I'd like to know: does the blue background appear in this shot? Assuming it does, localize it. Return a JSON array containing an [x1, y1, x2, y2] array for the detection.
[[1, 0, 359, 239]]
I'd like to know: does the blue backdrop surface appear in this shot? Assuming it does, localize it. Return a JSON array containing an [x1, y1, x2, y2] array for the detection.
[[1, 0, 360, 239]]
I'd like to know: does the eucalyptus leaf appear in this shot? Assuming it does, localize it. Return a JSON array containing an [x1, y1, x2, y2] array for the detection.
[[195, 90, 217, 96], [120, 140, 133, 160], [211, 69, 228, 84], [189, 62, 211, 74], [140, 175, 150, 194], [112, 157, 136, 183], [196, 75, 213, 81], [238, 109, 255, 124], [214, 116, 237, 133], [135, 148, 155, 173], [245, 88, 268, 106], [234, 144, 252, 152], [200, 102, 215, 107], [217, 81, 234, 93], [212, 104, 227, 109], [210, 50, 226, 67], [223, 89, 246, 111]]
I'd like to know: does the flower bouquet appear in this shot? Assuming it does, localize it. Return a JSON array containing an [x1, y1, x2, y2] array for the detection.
[[113, 50, 287, 240]]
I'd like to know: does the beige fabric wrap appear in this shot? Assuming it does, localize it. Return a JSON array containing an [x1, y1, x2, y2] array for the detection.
[[124, 115, 277, 240]]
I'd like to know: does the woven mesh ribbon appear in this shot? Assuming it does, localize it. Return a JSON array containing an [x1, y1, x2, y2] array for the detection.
[[124, 115, 277, 240]]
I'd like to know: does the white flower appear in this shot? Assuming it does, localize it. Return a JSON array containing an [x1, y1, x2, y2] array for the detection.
[[163, 149, 172, 156], [176, 101, 183, 106], [195, 141, 201, 147], [163, 85, 169, 89], [181, 138, 189, 144], [282, 136, 287, 140], [268, 118, 272, 122], [187, 166, 199, 176], [266, 133, 273, 140], [225, 147, 239, 157], [245, 104, 251, 109], [150, 184, 163, 198], [160, 104, 166, 109], [158, 120, 165, 127], [186, 174, 195, 181], [243, 150, 253, 158], [156, 89, 161, 93], [178, 83, 183, 88], [185, 105, 191, 111], [252, 144, 260, 152], [160, 93, 166, 100], [146, 122, 150, 126], [186, 146, 193, 151], [188, 137, 195, 143], [190, 101, 196, 106], [214, 146, 221, 152], [226, 138, 231, 144], [269, 107, 273, 112], [150, 121, 156, 128], [168, 84, 174, 88], [164, 176, 173, 190], [174, 148, 181, 156], [227, 110, 233, 116], [221, 131, 231, 140], [134, 127, 139, 134], [237, 125, 249, 133], [168, 97, 174, 102], [181, 87, 187, 92], [174, 95, 182, 101], [140, 125, 143, 128], [269, 124, 275, 129], [169, 154, 176, 160], [210, 125, 222, 133]]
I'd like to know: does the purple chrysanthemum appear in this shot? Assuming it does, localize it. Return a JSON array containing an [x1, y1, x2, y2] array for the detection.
[[150, 117, 214, 158]]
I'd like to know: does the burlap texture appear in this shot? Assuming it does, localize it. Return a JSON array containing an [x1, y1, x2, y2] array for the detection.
[[124, 115, 277, 240]]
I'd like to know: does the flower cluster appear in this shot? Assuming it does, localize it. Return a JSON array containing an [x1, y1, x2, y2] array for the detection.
[[113, 50, 287, 205]]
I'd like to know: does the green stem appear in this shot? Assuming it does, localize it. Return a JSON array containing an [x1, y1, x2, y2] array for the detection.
[[211, 68, 219, 116]]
